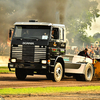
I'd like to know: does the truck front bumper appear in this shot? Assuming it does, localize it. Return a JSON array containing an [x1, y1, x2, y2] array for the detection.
[[8, 62, 49, 71]]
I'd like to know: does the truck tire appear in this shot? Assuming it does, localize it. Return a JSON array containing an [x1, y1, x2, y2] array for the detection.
[[15, 68, 27, 80], [53, 62, 63, 82], [83, 63, 93, 81]]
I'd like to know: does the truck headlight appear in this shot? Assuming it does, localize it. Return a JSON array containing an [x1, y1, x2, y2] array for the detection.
[[11, 59, 16, 62], [41, 60, 47, 64]]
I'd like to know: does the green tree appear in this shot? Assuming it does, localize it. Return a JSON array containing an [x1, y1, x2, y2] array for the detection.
[[93, 32, 100, 39], [66, 0, 100, 46], [80, 35, 95, 46]]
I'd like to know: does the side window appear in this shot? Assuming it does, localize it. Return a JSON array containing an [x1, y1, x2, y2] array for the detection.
[[52, 28, 59, 39]]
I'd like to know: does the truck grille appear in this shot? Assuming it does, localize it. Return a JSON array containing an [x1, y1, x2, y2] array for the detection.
[[12, 45, 22, 60], [34, 46, 46, 62], [12, 45, 46, 62]]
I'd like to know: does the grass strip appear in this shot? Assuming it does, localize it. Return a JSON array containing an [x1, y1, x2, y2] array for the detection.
[[0, 67, 8, 69], [0, 70, 14, 73], [0, 66, 15, 73], [0, 86, 100, 95]]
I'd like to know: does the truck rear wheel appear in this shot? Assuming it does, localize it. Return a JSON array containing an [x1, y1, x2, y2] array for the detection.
[[74, 63, 93, 81], [53, 62, 63, 82], [15, 68, 27, 80], [84, 63, 93, 81]]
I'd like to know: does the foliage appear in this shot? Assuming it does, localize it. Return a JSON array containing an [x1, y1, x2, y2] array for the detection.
[[66, 0, 100, 46], [93, 32, 100, 39], [79, 35, 95, 46]]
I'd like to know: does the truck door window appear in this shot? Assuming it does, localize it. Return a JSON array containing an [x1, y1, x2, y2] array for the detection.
[[52, 28, 59, 39]]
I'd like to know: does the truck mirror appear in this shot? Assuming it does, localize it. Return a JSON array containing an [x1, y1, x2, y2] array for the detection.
[[9, 29, 12, 38], [9, 28, 14, 40]]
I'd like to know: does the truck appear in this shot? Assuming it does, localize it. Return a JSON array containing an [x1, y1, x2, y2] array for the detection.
[[8, 20, 95, 82]]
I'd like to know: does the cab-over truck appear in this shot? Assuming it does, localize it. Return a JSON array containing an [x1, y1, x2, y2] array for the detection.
[[8, 20, 94, 82]]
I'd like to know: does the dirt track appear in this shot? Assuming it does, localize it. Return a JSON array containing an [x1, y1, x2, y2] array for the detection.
[[0, 74, 100, 88], [1, 73, 100, 100]]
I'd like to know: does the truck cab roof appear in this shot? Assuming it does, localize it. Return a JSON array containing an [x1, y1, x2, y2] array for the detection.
[[14, 22, 65, 29]]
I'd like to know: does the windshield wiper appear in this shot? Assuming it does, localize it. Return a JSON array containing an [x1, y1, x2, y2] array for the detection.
[[13, 37, 22, 40]]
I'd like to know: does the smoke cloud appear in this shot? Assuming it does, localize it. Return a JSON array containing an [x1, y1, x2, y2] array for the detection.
[[0, 0, 28, 42], [25, 0, 68, 23], [0, 0, 99, 43], [0, 0, 68, 43]]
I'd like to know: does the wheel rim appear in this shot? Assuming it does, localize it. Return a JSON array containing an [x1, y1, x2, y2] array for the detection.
[[87, 68, 91, 78], [56, 67, 61, 78]]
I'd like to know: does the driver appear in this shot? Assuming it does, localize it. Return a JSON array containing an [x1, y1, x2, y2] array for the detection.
[[78, 48, 92, 59], [51, 30, 54, 38], [23, 30, 29, 37]]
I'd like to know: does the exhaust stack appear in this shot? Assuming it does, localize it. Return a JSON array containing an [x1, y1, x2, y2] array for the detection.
[[29, 20, 38, 22]]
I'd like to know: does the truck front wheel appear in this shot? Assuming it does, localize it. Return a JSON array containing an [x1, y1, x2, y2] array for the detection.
[[15, 68, 27, 80], [53, 62, 63, 82]]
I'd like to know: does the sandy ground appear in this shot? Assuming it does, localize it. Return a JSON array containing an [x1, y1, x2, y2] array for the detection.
[[0, 74, 100, 88], [2, 92, 100, 100], [0, 74, 100, 100]]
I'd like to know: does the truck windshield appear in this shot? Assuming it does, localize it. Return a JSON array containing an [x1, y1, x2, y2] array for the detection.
[[13, 25, 51, 40]]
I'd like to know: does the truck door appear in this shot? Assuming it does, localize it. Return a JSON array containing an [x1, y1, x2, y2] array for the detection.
[[50, 27, 66, 56]]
